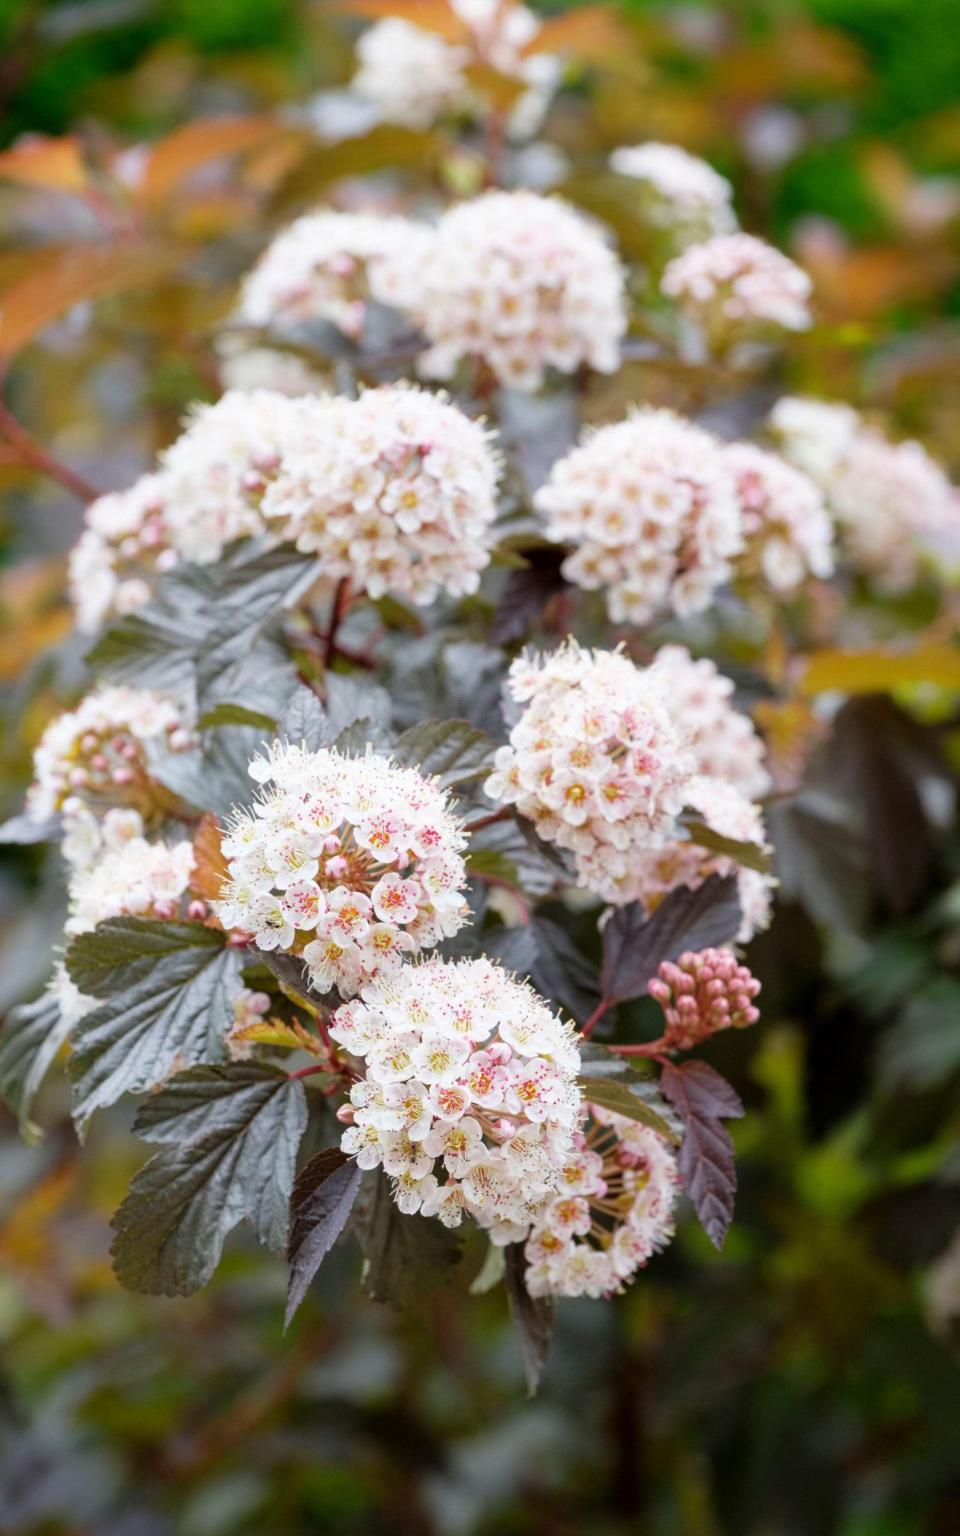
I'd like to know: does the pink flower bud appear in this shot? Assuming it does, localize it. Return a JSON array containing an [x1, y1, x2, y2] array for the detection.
[[335, 1103, 355, 1124], [187, 900, 208, 920], [487, 1041, 512, 1065], [112, 767, 135, 786]]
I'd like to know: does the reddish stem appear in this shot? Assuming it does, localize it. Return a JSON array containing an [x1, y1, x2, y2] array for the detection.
[[609, 1039, 672, 1059], [323, 577, 353, 668], [287, 1062, 332, 1081], [0, 394, 101, 503], [581, 997, 612, 1039], [464, 806, 511, 834]]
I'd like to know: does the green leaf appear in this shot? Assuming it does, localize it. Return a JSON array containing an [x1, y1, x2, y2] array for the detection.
[[65, 920, 243, 1133], [468, 816, 566, 899], [285, 1148, 363, 1327], [577, 1075, 680, 1142], [877, 979, 960, 1092], [0, 990, 73, 1131], [198, 703, 278, 731], [680, 814, 772, 875], [111, 1062, 307, 1295], [357, 1172, 463, 1308], [392, 719, 498, 788]]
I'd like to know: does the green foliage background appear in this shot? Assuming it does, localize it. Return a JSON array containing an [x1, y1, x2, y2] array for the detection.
[[1, 2, 960, 1534]]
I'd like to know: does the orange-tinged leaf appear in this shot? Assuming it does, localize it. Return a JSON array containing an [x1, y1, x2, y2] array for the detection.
[[0, 610, 72, 680], [137, 115, 284, 206], [0, 136, 88, 194], [0, 242, 184, 359], [521, 4, 631, 60], [329, 0, 470, 43], [799, 645, 960, 697], [465, 62, 527, 112], [191, 813, 230, 903]]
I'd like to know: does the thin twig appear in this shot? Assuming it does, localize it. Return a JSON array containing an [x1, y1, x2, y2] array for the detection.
[[0, 395, 101, 503]]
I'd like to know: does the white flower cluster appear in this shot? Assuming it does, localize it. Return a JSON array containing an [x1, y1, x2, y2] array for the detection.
[[484, 642, 696, 904], [352, 0, 560, 139], [770, 397, 960, 592], [648, 645, 771, 800], [158, 389, 292, 564], [724, 442, 835, 595], [525, 1107, 679, 1298], [260, 383, 501, 603], [69, 473, 177, 633], [408, 191, 626, 391], [609, 142, 737, 244], [333, 957, 582, 1237], [622, 773, 773, 941], [215, 742, 469, 997], [66, 834, 195, 936], [26, 686, 192, 825], [535, 407, 743, 624], [234, 211, 432, 341], [662, 232, 812, 345]]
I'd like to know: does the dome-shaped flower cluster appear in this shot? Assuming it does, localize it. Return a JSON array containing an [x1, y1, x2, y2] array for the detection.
[[767, 396, 860, 482], [648, 645, 771, 800], [234, 211, 432, 340], [723, 442, 834, 595], [524, 1108, 679, 1298], [261, 383, 501, 603], [535, 407, 743, 624], [662, 232, 812, 347], [26, 687, 192, 825], [621, 773, 774, 939], [69, 473, 178, 633], [484, 642, 697, 904], [215, 742, 470, 997], [66, 834, 196, 936], [158, 389, 294, 564], [407, 191, 626, 392], [648, 948, 761, 1052], [770, 397, 960, 592], [332, 956, 582, 1237], [609, 142, 736, 244], [352, 0, 560, 138]]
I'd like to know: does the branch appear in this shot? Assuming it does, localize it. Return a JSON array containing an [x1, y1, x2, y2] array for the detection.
[[0, 394, 101, 503]]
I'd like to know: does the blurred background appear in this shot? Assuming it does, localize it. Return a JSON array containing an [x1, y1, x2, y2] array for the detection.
[[2, 1, 960, 1533]]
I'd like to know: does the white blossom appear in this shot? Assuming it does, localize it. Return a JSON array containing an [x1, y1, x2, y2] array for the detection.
[[66, 835, 195, 935], [649, 644, 771, 800], [234, 211, 432, 340], [69, 472, 177, 632], [26, 686, 192, 828], [215, 741, 470, 996], [723, 442, 834, 594], [535, 407, 743, 623], [609, 142, 737, 244], [159, 389, 295, 564], [352, 0, 561, 139], [662, 232, 812, 346], [407, 191, 626, 392], [619, 773, 774, 940], [261, 383, 501, 604], [334, 957, 582, 1236], [525, 1109, 679, 1298], [771, 398, 960, 592], [484, 642, 697, 905]]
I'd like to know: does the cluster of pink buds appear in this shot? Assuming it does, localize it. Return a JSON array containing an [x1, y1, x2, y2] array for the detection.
[[647, 948, 761, 1053]]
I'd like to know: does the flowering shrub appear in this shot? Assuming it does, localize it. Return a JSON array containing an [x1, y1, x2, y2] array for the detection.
[[1, 0, 959, 1399]]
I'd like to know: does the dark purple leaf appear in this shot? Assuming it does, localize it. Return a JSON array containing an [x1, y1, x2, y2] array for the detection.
[[599, 875, 741, 1005], [490, 550, 569, 645], [286, 1148, 362, 1328], [660, 1060, 744, 1250], [504, 1243, 553, 1396]]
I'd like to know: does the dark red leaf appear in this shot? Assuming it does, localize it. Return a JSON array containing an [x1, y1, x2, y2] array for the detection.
[[490, 550, 569, 645], [660, 1061, 744, 1250], [285, 1147, 362, 1328], [599, 875, 741, 1005], [504, 1243, 553, 1396]]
